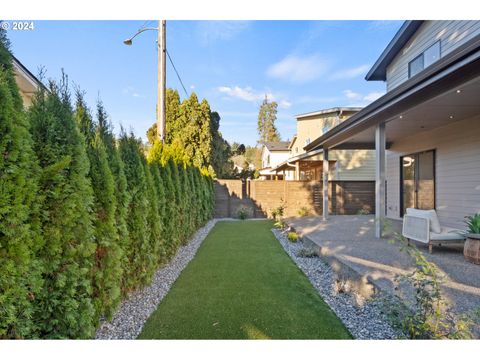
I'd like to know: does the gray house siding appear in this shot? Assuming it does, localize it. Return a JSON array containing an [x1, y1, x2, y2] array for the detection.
[[386, 115, 480, 230], [386, 21, 480, 91]]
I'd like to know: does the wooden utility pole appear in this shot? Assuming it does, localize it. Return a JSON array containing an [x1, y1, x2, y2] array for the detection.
[[157, 20, 166, 142]]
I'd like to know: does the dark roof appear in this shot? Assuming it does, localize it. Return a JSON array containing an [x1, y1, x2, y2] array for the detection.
[[264, 141, 290, 151], [365, 21, 424, 81]]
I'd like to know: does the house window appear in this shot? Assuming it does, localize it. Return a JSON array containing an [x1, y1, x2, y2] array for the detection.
[[267, 154, 270, 166], [408, 41, 441, 78], [305, 138, 311, 145], [322, 125, 331, 134], [400, 150, 435, 215], [295, 147, 298, 154]]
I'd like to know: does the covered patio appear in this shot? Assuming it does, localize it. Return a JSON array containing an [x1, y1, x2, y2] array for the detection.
[[304, 34, 480, 237]]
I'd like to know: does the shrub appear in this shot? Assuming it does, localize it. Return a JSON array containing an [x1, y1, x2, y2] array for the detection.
[[271, 201, 285, 221], [237, 206, 249, 220], [296, 248, 318, 258], [287, 232, 299, 242], [297, 207, 310, 217], [386, 221, 480, 339]]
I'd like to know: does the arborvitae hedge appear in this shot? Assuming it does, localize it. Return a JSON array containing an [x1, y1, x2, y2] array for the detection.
[[28, 78, 96, 339], [96, 101, 131, 296], [75, 92, 122, 321], [0, 33, 42, 339], [1, 32, 215, 338]]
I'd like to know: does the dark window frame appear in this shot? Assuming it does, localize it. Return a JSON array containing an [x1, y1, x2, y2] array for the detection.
[[399, 149, 436, 216], [408, 40, 441, 79]]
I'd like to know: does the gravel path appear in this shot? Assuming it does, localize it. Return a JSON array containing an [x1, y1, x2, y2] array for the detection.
[[95, 219, 220, 339], [272, 228, 405, 339]]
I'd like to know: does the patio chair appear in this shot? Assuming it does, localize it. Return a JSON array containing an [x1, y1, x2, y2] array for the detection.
[[402, 208, 465, 253]]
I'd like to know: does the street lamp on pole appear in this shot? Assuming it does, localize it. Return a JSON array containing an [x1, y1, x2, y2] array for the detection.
[[124, 21, 166, 143]]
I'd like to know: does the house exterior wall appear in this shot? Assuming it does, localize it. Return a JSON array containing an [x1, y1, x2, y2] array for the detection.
[[261, 148, 290, 169], [385, 115, 480, 230], [386, 21, 480, 91]]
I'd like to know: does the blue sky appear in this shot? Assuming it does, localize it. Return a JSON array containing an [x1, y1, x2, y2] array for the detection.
[[7, 20, 402, 146]]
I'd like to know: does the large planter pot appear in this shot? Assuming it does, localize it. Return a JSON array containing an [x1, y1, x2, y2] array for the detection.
[[464, 233, 480, 264]]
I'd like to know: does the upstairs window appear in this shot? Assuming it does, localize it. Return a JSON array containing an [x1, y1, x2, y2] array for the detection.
[[408, 41, 441, 78], [305, 138, 311, 145]]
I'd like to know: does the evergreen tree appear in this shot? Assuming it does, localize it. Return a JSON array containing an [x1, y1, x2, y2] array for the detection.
[[149, 163, 167, 264], [0, 30, 42, 339], [75, 91, 121, 321], [28, 75, 96, 339], [118, 131, 153, 289], [142, 157, 163, 270], [96, 100, 130, 295], [257, 95, 280, 146]]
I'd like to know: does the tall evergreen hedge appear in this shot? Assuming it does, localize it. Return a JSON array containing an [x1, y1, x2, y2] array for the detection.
[[75, 92, 122, 321], [28, 78, 96, 339], [0, 31, 215, 338], [0, 32, 42, 339]]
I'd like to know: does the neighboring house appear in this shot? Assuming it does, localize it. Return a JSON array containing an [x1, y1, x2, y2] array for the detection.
[[259, 141, 291, 180], [12, 55, 43, 107], [304, 20, 480, 237], [274, 107, 376, 181]]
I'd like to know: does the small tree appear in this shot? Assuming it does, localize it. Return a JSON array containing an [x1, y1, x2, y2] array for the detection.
[[257, 95, 280, 146]]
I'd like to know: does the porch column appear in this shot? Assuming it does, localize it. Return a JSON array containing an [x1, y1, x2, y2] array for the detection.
[[375, 122, 386, 238], [322, 147, 329, 220], [295, 161, 300, 180]]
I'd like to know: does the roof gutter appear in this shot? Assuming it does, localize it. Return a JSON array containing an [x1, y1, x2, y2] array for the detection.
[[304, 33, 480, 152]]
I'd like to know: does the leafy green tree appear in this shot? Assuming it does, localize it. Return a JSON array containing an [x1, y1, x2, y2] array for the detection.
[[28, 74, 96, 339], [0, 30, 42, 339], [96, 100, 131, 295], [257, 95, 280, 145], [75, 91, 121, 321]]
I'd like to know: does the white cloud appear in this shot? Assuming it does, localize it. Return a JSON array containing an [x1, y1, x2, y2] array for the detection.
[[217, 86, 291, 109], [197, 21, 250, 46], [330, 64, 370, 80], [363, 91, 385, 102], [122, 86, 143, 98], [266, 54, 329, 83], [343, 89, 361, 99], [190, 85, 195, 90]]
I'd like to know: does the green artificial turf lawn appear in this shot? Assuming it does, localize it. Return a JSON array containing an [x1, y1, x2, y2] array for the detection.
[[138, 220, 352, 339]]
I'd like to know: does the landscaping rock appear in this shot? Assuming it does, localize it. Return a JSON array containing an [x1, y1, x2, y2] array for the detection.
[[95, 219, 219, 339], [272, 228, 405, 340]]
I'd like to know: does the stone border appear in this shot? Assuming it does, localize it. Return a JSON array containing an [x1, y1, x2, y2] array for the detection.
[[95, 219, 220, 339], [272, 227, 405, 339]]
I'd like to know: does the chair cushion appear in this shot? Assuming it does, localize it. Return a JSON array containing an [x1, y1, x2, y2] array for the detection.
[[430, 231, 465, 241], [406, 208, 442, 234]]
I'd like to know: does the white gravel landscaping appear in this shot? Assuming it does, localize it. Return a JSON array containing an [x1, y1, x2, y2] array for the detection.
[[272, 227, 405, 340], [95, 218, 220, 339]]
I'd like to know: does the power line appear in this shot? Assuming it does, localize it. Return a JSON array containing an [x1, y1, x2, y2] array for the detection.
[[166, 48, 189, 97]]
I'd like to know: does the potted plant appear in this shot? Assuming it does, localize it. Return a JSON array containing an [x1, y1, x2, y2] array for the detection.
[[463, 213, 480, 264]]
